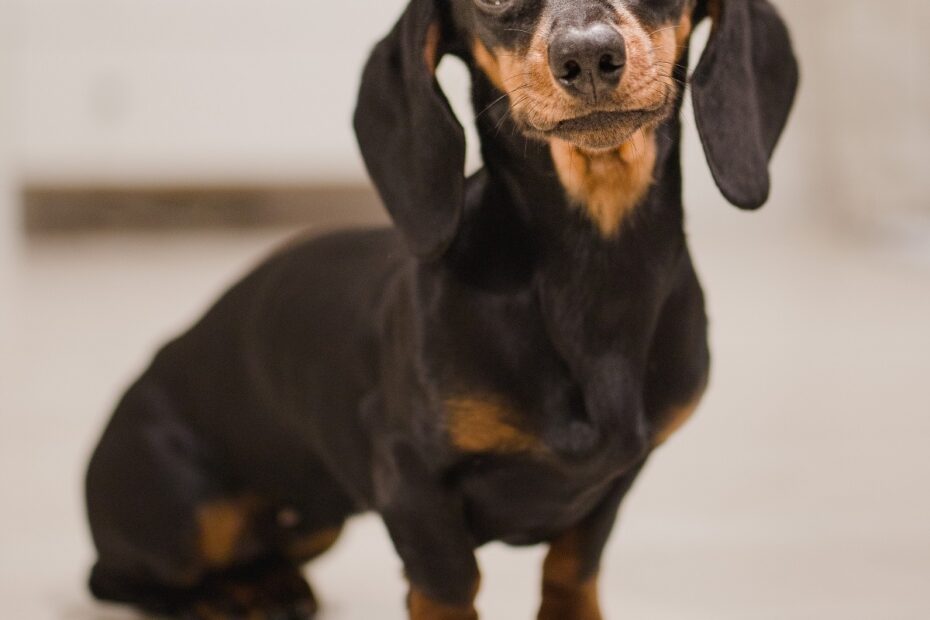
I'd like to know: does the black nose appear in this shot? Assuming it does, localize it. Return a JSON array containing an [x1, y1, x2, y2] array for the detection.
[[548, 23, 626, 100]]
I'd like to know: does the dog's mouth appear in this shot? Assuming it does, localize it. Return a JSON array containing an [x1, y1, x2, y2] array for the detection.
[[550, 109, 656, 135], [522, 103, 670, 151]]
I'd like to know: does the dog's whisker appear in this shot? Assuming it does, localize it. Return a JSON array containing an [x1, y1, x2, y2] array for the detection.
[[496, 93, 531, 137], [653, 60, 690, 72], [647, 25, 682, 38], [502, 72, 534, 82], [653, 73, 688, 88], [475, 85, 530, 120]]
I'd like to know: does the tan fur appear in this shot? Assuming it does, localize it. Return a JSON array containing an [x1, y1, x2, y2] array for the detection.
[[287, 526, 343, 562], [675, 14, 694, 58], [424, 22, 441, 74], [470, 6, 563, 131], [539, 530, 602, 620], [640, 12, 694, 88], [446, 396, 543, 455], [654, 385, 707, 446], [472, 40, 507, 92], [197, 498, 256, 568], [550, 129, 658, 236], [409, 585, 479, 620]]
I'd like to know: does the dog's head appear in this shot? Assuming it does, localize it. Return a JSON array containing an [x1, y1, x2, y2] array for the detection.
[[355, 0, 799, 258], [464, 0, 695, 152]]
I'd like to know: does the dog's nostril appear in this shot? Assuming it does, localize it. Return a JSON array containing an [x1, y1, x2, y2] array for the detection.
[[562, 60, 582, 82], [599, 53, 623, 74]]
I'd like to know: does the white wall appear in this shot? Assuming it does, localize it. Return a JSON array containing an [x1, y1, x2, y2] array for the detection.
[[803, 0, 930, 233], [12, 0, 407, 186], [1, 1, 18, 377]]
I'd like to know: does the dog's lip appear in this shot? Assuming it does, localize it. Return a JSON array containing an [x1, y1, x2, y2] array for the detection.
[[549, 109, 655, 134], [520, 104, 669, 150], [529, 95, 671, 137]]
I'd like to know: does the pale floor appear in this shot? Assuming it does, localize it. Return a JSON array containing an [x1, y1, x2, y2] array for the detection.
[[1, 211, 929, 619]]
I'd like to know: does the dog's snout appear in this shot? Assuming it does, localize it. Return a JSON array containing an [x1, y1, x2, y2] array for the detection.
[[549, 23, 626, 100]]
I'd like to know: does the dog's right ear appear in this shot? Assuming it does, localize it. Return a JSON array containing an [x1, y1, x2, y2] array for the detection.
[[354, 0, 466, 260]]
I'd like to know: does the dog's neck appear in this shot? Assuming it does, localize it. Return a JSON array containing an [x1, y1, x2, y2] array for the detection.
[[547, 133, 659, 238], [436, 71, 691, 442]]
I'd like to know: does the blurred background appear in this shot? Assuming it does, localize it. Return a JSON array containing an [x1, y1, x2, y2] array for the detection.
[[1, 0, 928, 618]]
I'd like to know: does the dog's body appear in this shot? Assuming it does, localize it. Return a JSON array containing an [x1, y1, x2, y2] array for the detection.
[[86, 1, 797, 618]]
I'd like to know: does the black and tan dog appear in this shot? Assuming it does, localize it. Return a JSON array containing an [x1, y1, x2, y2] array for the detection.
[[86, 0, 797, 618]]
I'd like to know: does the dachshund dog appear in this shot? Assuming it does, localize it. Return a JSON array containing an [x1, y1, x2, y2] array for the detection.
[[85, 0, 797, 618]]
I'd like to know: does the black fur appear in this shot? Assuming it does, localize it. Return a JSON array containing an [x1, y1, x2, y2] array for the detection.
[[692, 0, 800, 208], [86, 0, 798, 616]]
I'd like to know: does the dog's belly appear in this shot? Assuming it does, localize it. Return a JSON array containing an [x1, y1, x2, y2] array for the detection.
[[457, 456, 619, 546]]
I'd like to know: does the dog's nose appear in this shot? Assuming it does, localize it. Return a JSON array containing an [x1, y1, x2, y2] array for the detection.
[[549, 23, 626, 100]]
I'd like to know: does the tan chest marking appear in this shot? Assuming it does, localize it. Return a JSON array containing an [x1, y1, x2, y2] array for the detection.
[[550, 130, 658, 237], [446, 396, 544, 455]]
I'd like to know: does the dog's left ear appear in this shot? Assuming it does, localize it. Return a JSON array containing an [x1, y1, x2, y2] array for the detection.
[[691, 0, 799, 209], [354, 0, 466, 260]]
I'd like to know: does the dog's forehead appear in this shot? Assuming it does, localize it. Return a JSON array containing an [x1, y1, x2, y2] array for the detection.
[[454, 0, 692, 48], [622, 0, 693, 23], [548, 0, 691, 24]]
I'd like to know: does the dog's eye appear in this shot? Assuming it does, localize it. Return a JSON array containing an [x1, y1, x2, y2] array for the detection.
[[474, 0, 514, 14]]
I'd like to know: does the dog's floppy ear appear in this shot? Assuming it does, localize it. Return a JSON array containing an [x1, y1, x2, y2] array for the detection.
[[691, 0, 799, 209], [354, 0, 465, 260]]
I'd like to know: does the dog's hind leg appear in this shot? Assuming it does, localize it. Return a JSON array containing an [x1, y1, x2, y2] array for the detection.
[[86, 375, 224, 614], [86, 375, 332, 618]]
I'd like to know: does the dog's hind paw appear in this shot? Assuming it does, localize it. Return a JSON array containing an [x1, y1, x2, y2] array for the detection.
[[182, 558, 318, 620]]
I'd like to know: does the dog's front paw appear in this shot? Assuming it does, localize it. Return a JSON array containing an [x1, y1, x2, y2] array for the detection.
[[408, 588, 478, 620], [538, 580, 602, 620]]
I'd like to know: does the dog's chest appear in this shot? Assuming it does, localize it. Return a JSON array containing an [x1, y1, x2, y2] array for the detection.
[[454, 451, 619, 545], [441, 396, 627, 544]]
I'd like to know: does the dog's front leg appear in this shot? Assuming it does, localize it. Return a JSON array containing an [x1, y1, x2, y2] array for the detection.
[[374, 441, 480, 620], [538, 462, 646, 620]]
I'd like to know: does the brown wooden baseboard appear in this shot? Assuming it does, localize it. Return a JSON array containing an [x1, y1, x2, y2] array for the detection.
[[22, 184, 388, 233]]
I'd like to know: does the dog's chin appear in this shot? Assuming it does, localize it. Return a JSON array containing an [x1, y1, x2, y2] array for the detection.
[[551, 126, 640, 151], [522, 109, 661, 152]]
